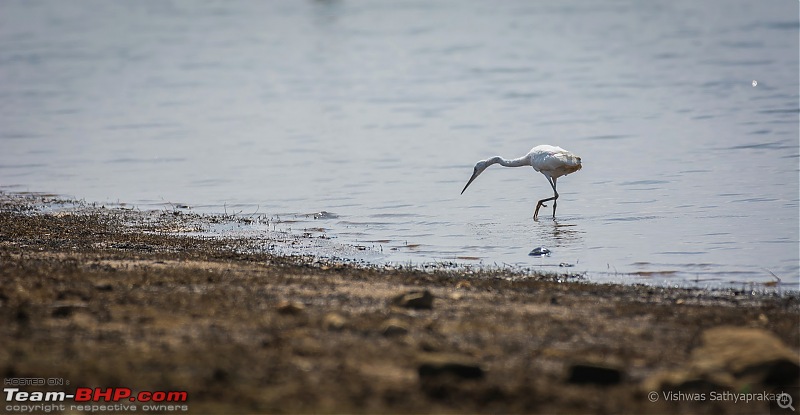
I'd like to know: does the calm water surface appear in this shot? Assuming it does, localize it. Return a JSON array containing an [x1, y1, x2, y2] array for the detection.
[[1, 1, 798, 288]]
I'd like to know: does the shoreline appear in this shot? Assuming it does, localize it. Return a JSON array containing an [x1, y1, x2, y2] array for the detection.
[[4, 191, 794, 293], [1, 191, 798, 413]]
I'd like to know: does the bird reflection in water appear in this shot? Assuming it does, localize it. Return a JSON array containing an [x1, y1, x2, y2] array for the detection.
[[530, 219, 584, 255]]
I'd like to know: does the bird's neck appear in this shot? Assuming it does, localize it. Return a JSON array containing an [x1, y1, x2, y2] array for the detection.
[[489, 155, 529, 168]]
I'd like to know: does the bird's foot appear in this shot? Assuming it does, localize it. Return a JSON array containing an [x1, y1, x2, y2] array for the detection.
[[533, 202, 546, 221]]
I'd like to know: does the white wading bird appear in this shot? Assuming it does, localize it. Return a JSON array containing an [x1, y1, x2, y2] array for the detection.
[[461, 145, 582, 220]]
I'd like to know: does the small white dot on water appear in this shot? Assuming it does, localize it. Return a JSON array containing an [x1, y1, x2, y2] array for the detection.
[[752, 80, 758, 87]]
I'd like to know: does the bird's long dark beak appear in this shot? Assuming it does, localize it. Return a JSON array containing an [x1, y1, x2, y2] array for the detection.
[[461, 171, 479, 194]]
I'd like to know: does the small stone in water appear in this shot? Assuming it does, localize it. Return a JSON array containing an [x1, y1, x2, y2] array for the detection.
[[529, 247, 551, 257]]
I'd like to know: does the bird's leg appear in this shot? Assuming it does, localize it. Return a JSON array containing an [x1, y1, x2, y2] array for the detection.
[[550, 177, 559, 219], [533, 176, 559, 221], [534, 199, 551, 220]]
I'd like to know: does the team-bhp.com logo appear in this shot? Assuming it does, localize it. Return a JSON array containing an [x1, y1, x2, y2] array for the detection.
[[6, 387, 187, 402], [5, 387, 189, 413]]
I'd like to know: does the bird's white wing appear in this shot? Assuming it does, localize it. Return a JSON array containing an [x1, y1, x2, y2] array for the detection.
[[530, 147, 582, 177]]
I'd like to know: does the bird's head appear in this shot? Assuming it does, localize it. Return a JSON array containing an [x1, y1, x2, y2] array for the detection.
[[461, 160, 490, 194]]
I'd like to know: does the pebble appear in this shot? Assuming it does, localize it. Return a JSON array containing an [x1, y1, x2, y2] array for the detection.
[[529, 247, 551, 257], [381, 319, 409, 337], [644, 326, 800, 392], [692, 327, 799, 385], [322, 313, 347, 331], [417, 353, 485, 379], [566, 363, 623, 385], [50, 302, 88, 318], [391, 290, 434, 310], [276, 301, 305, 315]]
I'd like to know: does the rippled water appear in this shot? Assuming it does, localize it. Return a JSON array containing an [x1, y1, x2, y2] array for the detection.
[[2, 1, 798, 288]]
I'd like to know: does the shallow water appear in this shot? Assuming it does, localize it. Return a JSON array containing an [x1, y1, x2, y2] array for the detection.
[[1, 0, 798, 288]]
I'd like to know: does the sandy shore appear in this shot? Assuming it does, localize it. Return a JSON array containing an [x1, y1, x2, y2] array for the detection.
[[1, 192, 798, 414]]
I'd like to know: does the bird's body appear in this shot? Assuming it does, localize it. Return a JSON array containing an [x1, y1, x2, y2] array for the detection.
[[461, 145, 582, 220]]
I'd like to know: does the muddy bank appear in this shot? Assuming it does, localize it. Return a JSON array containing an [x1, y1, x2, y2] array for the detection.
[[1, 193, 798, 414]]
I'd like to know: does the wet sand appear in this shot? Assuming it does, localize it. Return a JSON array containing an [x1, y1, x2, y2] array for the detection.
[[1, 193, 798, 414]]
